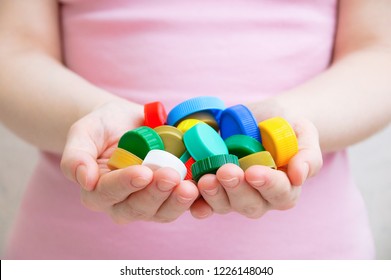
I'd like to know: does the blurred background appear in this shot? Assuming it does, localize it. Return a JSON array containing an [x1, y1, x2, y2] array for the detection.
[[0, 123, 390, 259]]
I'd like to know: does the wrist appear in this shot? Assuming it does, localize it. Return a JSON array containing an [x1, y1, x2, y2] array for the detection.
[[246, 96, 291, 123]]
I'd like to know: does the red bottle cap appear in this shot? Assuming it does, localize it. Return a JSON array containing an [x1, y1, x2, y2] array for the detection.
[[144, 101, 167, 128], [184, 156, 196, 180]]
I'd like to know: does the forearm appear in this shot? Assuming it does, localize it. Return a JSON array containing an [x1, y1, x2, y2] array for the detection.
[[0, 0, 144, 154], [0, 50, 126, 153], [249, 47, 391, 153], [251, 0, 391, 154]]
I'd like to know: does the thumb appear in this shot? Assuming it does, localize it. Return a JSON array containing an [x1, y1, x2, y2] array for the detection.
[[60, 121, 100, 191], [287, 118, 323, 186]]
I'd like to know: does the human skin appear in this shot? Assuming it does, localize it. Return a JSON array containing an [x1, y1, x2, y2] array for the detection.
[[0, 0, 390, 222]]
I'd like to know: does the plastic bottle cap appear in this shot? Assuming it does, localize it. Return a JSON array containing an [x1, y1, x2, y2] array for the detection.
[[224, 134, 265, 158], [142, 150, 187, 180], [179, 150, 191, 163], [107, 148, 143, 170], [219, 104, 261, 141], [153, 125, 186, 158], [184, 156, 196, 180], [183, 123, 228, 161], [118, 126, 164, 160], [183, 111, 219, 131], [176, 119, 205, 133], [143, 101, 167, 128], [238, 151, 276, 171], [258, 117, 298, 167], [191, 154, 239, 182], [166, 96, 225, 126]]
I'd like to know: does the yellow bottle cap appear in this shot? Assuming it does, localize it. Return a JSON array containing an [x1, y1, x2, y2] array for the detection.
[[239, 151, 276, 171], [184, 112, 219, 131], [176, 119, 205, 133], [107, 148, 143, 170], [258, 117, 298, 167], [154, 125, 186, 158]]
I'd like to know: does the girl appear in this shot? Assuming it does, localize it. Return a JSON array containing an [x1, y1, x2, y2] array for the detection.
[[0, 0, 390, 259]]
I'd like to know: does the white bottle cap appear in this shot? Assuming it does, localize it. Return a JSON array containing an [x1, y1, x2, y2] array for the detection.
[[142, 150, 187, 180]]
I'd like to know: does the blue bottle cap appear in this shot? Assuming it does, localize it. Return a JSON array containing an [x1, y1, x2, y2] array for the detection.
[[166, 96, 225, 126], [219, 104, 261, 141]]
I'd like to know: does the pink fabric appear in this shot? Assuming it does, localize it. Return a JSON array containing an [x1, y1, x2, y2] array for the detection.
[[4, 0, 375, 259]]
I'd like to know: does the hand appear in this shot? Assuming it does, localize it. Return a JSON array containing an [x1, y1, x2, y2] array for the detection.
[[60, 99, 199, 223], [190, 118, 323, 219]]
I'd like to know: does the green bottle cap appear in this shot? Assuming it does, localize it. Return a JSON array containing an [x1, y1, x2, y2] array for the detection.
[[191, 154, 239, 182], [154, 125, 186, 158], [183, 123, 228, 161], [118, 126, 164, 160], [224, 134, 264, 159]]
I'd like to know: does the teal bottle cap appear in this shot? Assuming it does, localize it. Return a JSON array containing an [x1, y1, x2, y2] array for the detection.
[[191, 154, 239, 182], [183, 123, 228, 161], [219, 104, 261, 141], [224, 134, 264, 159], [179, 150, 191, 163], [118, 126, 164, 159], [167, 96, 225, 126]]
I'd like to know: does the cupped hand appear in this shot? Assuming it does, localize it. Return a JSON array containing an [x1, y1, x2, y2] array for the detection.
[[60, 99, 199, 223], [190, 118, 323, 219]]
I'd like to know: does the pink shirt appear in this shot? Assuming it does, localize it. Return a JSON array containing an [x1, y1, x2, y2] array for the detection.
[[4, 0, 375, 259]]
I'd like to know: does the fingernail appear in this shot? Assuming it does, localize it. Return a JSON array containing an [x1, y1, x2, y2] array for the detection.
[[219, 177, 239, 188], [177, 195, 193, 204], [131, 176, 150, 188], [196, 211, 212, 219], [203, 188, 218, 196], [157, 179, 176, 192], [76, 165, 87, 189], [249, 180, 265, 188]]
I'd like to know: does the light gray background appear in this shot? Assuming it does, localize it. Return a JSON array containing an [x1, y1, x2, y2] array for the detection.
[[0, 123, 390, 259]]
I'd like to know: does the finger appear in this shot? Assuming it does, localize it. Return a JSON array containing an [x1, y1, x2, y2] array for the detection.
[[190, 198, 214, 219], [80, 165, 153, 211], [60, 120, 101, 191], [197, 174, 231, 214], [153, 180, 199, 223], [288, 118, 323, 186], [109, 167, 181, 224], [216, 164, 268, 219], [246, 165, 301, 210]]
